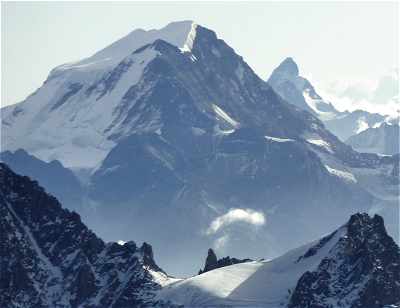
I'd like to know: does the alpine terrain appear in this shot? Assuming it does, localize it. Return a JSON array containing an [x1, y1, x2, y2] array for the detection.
[[1, 21, 399, 275], [267, 57, 393, 142], [0, 163, 177, 308], [1, 163, 399, 307], [347, 122, 399, 155]]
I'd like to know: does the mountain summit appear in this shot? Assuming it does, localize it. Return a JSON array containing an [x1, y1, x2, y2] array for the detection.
[[268, 57, 299, 80], [1, 21, 398, 275], [268, 56, 339, 118], [51, 21, 197, 76], [267, 57, 390, 141]]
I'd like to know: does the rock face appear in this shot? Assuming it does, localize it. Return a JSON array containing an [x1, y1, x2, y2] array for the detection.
[[346, 122, 400, 155], [0, 149, 83, 211], [267, 57, 388, 141], [0, 163, 173, 308], [268, 57, 340, 119], [1, 21, 398, 275], [288, 213, 400, 308], [198, 248, 251, 274], [158, 213, 400, 308]]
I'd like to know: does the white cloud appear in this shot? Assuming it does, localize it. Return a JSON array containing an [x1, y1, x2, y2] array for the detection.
[[306, 70, 399, 117], [206, 208, 266, 235], [214, 235, 230, 250]]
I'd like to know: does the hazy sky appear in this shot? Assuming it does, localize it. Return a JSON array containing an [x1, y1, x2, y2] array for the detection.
[[1, 1, 399, 107]]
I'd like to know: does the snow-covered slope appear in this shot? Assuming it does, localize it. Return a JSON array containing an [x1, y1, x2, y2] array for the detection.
[[1, 21, 197, 168], [347, 122, 399, 155], [158, 213, 400, 308], [2, 21, 398, 276]]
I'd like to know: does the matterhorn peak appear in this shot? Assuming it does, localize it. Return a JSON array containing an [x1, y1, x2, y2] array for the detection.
[[271, 57, 300, 79]]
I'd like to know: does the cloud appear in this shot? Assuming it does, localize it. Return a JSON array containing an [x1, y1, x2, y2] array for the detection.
[[306, 70, 399, 117], [214, 235, 230, 250], [206, 208, 266, 235]]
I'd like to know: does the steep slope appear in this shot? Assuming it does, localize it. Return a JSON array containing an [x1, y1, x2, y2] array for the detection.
[[2, 21, 398, 276], [158, 213, 400, 308], [347, 122, 400, 155], [0, 163, 176, 308], [2, 23, 369, 168], [1, 21, 198, 168], [0, 149, 83, 211], [268, 57, 340, 119], [268, 57, 388, 141]]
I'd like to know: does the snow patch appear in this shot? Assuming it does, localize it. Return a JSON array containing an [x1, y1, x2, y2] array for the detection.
[[191, 126, 206, 136], [212, 104, 240, 128], [306, 138, 333, 153], [325, 165, 357, 183], [356, 117, 369, 134], [148, 269, 181, 288], [179, 22, 198, 53], [264, 136, 294, 143]]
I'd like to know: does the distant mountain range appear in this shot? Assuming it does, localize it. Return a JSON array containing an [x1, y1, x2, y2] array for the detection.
[[1, 21, 398, 276], [267, 57, 395, 142], [347, 122, 399, 155]]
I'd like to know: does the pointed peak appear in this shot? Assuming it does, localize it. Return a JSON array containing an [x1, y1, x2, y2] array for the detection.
[[276, 57, 299, 77], [347, 212, 383, 228], [346, 212, 387, 241]]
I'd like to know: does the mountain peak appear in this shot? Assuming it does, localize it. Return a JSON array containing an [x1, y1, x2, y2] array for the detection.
[[275, 57, 299, 77], [51, 20, 198, 75], [345, 213, 389, 247]]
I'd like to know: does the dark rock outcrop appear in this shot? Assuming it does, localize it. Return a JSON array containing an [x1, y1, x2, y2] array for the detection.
[[0, 149, 83, 211], [288, 213, 400, 308], [0, 163, 173, 308], [198, 248, 251, 275]]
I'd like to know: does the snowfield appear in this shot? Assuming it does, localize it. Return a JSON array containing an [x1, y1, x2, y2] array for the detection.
[[157, 227, 345, 307], [1, 21, 197, 169]]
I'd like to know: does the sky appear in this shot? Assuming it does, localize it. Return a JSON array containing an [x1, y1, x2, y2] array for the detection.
[[1, 1, 399, 108]]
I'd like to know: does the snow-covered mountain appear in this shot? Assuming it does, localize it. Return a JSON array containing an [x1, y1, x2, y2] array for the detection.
[[347, 122, 400, 155], [1, 21, 199, 169], [267, 57, 389, 141], [159, 213, 400, 308], [0, 163, 178, 308], [2, 21, 399, 275]]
